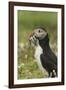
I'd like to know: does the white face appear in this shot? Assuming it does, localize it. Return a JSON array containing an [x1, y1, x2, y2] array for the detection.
[[33, 28, 47, 40], [29, 28, 47, 47]]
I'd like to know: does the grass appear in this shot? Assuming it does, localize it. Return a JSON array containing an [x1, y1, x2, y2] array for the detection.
[[17, 10, 57, 79]]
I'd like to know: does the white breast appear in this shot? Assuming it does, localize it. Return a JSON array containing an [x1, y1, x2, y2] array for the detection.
[[34, 44, 48, 76], [34, 44, 43, 61]]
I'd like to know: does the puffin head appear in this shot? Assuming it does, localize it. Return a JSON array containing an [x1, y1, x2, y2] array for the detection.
[[28, 27, 48, 47]]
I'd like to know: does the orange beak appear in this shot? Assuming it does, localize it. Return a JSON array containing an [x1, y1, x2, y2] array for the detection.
[[28, 31, 33, 38]]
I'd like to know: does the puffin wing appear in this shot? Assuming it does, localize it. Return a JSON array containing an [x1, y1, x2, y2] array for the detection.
[[47, 48, 57, 66], [40, 54, 57, 75]]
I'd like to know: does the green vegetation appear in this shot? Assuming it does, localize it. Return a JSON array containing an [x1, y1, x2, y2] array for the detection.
[[18, 10, 57, 79]]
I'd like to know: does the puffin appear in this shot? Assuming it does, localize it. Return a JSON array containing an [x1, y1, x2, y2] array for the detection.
[[28, 27, 57, 78]]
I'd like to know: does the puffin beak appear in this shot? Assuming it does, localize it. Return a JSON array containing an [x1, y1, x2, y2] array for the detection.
[[28, 32, 33, 41]]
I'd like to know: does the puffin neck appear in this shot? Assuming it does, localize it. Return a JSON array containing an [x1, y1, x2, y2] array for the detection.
[[39, 34, 49, 50]]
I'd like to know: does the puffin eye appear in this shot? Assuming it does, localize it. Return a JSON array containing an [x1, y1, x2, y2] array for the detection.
[[38, 29, 41, 33]]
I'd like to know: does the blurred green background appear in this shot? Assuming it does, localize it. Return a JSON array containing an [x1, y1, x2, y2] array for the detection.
[[18, 10, 57, 79]]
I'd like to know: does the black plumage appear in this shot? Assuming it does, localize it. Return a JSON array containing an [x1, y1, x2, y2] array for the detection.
[[39, 34, 57, 77]]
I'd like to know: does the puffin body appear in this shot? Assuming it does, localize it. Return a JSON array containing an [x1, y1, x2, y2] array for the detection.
[[34, 44, 49, 76], [29, 27, 57, 77]]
